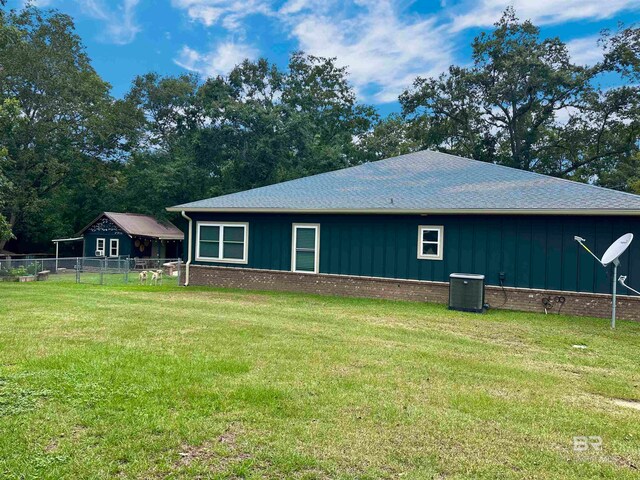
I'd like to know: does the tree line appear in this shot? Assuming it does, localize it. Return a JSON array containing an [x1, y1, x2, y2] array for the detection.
[[0, 6, 638, 253]]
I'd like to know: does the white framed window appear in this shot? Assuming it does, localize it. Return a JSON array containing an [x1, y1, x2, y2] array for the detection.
[[292, 224, 320, 274], [109, 239, 119, 257], [417, 225, 444, 260], [96, 238, 105, 257], [196, 222, 249, 264]]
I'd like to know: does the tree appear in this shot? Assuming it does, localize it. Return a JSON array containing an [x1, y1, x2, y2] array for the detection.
[[601, 24, 640, 81], [281, 53, 377, 177], [359, 113, 422, 161], [195, 58, 287, 193], [124, 72, 202, 152], [118, 53, 377, 223], [195, 53, 377, 193], [118, 72, 208, 218], [0, 7, 116, 250], [399, 9, 640, 183], [0, 98, 19, 244], [0, 154, 13, 243]]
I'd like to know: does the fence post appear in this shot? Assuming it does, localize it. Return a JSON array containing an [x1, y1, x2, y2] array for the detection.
[[76, 257, 80, 284], [177, 258, 182, 286], [124, 256, 129, 284]]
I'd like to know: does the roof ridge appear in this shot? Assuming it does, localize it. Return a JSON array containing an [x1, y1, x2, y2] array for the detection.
[[105, 211, 156, 217]]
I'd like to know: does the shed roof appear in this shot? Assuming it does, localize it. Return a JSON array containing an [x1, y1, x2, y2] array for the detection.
[[79, 212, 184, 240], [168, 150, 640, 215]]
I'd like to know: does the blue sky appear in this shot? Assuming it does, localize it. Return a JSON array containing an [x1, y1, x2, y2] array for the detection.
[[11, 0, 640, 115]]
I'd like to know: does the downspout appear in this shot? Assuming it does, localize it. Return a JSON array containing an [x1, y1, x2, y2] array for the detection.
[[181, 210, 192, 286]]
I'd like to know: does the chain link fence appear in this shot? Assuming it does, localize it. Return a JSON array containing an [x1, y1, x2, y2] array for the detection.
[[77, 257, 182, 286], [0, 256, 182, 286], [0, 257, 74, 283]]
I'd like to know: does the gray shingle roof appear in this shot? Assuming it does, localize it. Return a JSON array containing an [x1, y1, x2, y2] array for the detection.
[[168, 150, 640, 215]]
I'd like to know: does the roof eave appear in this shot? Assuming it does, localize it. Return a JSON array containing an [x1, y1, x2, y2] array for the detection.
[[166, 207, 640, 216], [127, 233, 184, 240]]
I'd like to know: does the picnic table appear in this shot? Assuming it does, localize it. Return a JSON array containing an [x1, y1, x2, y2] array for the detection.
[[133, 258, 162, 270]]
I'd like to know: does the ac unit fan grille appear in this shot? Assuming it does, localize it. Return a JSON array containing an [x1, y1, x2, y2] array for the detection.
[[449, 273, 485, 313]]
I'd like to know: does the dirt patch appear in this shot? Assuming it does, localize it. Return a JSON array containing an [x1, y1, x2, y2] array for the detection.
[[218, 427, 238, 446], [71, 425, 87, 439], [44, 439, 58, 453], [612, 398, 640, 411], [176, 442, 217, 468], [44, 425, 87, 454], [174, 424, 250, 472], [609, 455, 639, 470]]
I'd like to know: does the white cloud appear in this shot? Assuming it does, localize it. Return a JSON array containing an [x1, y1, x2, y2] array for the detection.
[[26, 0, 56, 6], [80, 0, 141, 45], [554, 106, 581, 125], [170, 0, 640, 104], [279, 0, 310, 15], [171, 0, 455, 103], [171, 0, 272, 31], [566, 35, 602, 66], [174, 42, 258, 77], [183, 5, 224, 26], [449, 0, 640, 32], [20, 0, 141, 44], [283, 1, 454, 103]]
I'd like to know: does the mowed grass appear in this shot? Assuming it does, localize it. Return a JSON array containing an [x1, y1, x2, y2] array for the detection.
[[0, 281, 639, 479]]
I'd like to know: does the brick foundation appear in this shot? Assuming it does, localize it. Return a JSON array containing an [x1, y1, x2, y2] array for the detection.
[[184, 265, 640, 321]]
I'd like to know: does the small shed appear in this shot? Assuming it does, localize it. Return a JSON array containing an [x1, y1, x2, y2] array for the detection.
[[78, 212, 183, 259]]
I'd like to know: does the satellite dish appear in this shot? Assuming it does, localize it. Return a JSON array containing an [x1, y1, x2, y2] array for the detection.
[[575, 232, 634, 329], [601, 233, 633, 266]]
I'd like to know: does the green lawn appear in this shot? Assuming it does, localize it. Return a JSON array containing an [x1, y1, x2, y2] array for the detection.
[[0, 281, 639, 479]]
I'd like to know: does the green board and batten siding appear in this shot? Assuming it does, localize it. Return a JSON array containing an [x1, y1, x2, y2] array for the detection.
[[83, 231, 132, 258], [186, 212, 640, 295]]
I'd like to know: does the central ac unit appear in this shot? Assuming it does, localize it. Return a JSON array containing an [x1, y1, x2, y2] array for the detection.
[[449, 273, 485, 313]]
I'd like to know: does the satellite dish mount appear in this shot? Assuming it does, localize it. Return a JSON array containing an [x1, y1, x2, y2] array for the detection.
[[574, 233, 633, 329]]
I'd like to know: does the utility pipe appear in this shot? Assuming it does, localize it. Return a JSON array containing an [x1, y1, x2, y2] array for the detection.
[[619, 276, 640, 296], [181, 210, 192, 286]]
